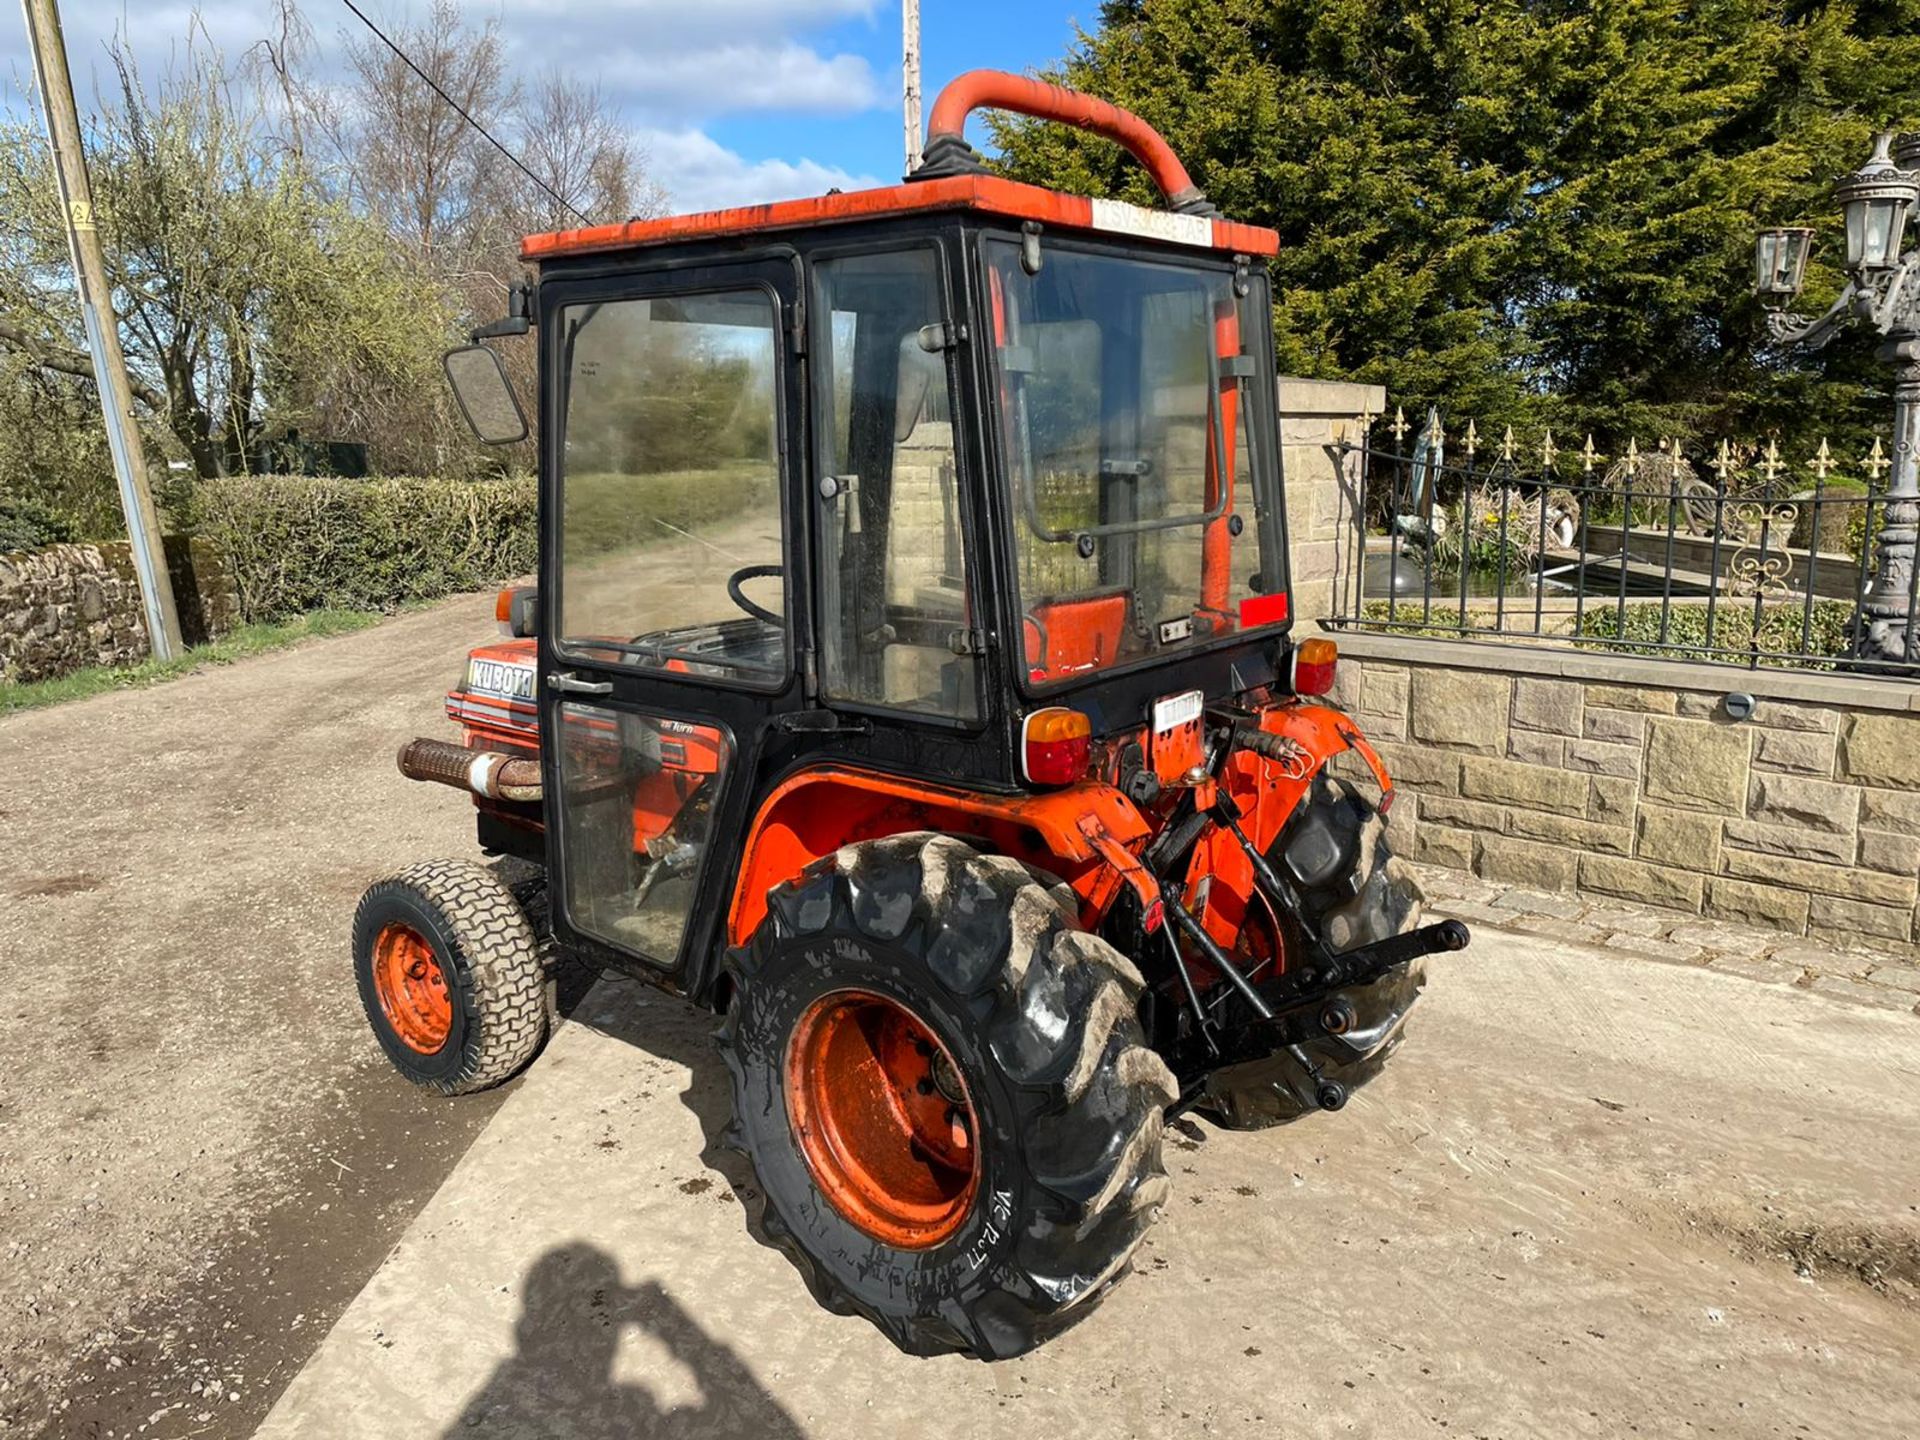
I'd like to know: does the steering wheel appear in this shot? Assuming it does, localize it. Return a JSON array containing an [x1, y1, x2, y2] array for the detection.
[[726, 564, 784, 626]]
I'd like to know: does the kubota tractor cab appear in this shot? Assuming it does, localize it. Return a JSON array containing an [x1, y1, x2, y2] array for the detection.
[[354, 72, 1467, 1360]]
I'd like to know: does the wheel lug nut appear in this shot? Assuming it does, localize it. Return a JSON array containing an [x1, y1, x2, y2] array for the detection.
[[916, 1078, 935, 1095]]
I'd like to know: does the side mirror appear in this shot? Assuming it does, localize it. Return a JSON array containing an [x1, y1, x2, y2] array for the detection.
[[444, 345, 529, 445], [894, 343, 938, 441]]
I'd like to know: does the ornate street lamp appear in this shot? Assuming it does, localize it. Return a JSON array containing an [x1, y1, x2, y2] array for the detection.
[[1836, 132, 1917, 272], [1760, 131, 1920, 669], [1754, 226, 1813, 307]]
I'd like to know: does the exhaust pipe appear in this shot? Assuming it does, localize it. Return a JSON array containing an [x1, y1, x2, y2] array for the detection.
[[398, 737, 542, 803]]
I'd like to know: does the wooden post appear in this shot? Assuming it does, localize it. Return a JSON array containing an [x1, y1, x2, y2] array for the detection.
[[21, 0, 184, 660], [903, 0, 922, 174]]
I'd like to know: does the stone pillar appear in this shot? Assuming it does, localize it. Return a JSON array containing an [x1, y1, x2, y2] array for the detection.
[[1278, 377, 1386, 627]]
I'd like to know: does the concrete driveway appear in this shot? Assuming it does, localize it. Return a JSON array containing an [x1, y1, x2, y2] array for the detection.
[[3, 595, 1915, 1439], [258, 933, 1920, 1440]]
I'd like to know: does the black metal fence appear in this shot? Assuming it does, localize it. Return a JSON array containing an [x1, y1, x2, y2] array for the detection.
[[1326, 414, 1918, 676]]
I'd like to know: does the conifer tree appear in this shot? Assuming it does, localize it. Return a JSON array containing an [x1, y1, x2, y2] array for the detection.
[[993, 0, 1920, 453]]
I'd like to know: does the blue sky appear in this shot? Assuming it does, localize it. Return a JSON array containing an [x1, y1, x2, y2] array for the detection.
[[1, 1, 1100, 212]]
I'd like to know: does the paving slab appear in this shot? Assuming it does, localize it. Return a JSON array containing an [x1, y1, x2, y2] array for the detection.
[[256, 930, 1920, 1440]]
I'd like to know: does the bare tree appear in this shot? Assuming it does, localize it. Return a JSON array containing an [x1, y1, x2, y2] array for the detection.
[[247, 0, 320, 162], [335, 0, 512, 257], [506, 70, 665, 233]]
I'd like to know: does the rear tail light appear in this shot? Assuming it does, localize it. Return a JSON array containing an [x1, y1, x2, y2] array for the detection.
[[1022, 707, 1093, 786], [1292, 637, 1338, 697]]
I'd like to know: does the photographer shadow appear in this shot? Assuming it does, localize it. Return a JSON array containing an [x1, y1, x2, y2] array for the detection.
[[447, 1241, 807, 1439]]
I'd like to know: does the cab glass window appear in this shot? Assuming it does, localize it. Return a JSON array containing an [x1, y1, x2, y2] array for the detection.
[[555, 290, 786, 682], [813, 250, 978, 717], [984, 242, 1285, 686]]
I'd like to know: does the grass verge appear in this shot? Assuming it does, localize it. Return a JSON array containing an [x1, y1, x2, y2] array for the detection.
[[0, 608, 383, 716]]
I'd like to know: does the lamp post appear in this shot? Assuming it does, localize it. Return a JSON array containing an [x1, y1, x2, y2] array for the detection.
[[1759, 130, 1920, 668]]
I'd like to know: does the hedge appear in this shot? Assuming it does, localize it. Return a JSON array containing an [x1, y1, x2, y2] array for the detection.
[[1576, 597, 1857, 667], [194, 474, 537, 623], [1355, 596, 1859, 669], [0, 492, 78, 554]]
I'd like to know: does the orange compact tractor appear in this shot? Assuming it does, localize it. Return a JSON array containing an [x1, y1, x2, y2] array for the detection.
[[355, 72, 1467, 1359]]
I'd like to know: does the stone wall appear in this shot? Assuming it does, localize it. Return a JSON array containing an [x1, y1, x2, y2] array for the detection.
[[1325, 632, 1920, 954], [1277, 377, 1382, 627], [0, 537, 239, 685]]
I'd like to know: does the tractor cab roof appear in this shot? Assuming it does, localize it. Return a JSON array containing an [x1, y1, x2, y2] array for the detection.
[[521, 70, 1278, 266], [520, 173, 1279, 265]]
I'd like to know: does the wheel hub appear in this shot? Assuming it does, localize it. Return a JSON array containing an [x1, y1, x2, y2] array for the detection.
[[371, 923, 452, 1054], [784, 990, 980, 1249]]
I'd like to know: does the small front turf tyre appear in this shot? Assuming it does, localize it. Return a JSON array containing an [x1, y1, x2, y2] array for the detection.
[[353, 859, 548, 1095], [719, 833, 1177, 1360]]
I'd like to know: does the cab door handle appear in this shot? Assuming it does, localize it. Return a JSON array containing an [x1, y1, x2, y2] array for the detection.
[[548, 672, 612, 695]]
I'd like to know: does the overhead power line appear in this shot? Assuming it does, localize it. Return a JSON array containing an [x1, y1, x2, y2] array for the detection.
[[336, 0, 590, 226]]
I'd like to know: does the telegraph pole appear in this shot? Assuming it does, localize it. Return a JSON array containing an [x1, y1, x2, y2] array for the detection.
[[21, 0, 183, 660], [903, 0, 922, 174]]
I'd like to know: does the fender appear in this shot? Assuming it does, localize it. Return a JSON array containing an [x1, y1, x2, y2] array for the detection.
[[726, 765, 1152, 946], [1179, 701, 1395, 952], [1258, 700, 1394, 819]]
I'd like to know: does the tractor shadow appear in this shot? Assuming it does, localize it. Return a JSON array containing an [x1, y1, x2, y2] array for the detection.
[[443, 1240, 807, 1440], [489, 853, 752, 1193], [558, 969, 757, 1204]]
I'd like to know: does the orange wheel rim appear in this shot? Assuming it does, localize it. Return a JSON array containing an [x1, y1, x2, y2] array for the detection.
[[372, 923, 453, 1054], [785, 990, 980, 1249]]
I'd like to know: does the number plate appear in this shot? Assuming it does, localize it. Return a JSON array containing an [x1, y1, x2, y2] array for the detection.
[[1151, 688, 1204, 735]]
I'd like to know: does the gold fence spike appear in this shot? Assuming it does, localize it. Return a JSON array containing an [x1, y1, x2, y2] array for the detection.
[[1710, 438, 1733, 485], [1760, 438, 1782, 485], [1540, 430, 1558, 470], [1582, 435, 1598, 473], [1390, 406, 1408, 441], [1624, 437, 1640, 476], [1501, 425, 1515, 462], [1464, 419, 1478, 457], [1812, 437, 1833, 483], [1865, 436, 1890, 480]]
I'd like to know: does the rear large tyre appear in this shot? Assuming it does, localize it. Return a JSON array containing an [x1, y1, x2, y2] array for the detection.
[[352, 859, 548, 1095], [1201, 774, 1426, 1129], [720, 833, 1176, 1359]]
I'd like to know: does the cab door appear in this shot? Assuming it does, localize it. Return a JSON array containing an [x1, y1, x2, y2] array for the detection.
[[537, 257, 805, 983]]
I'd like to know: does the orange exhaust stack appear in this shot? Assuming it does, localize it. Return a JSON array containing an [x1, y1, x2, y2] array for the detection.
[[914, 69, 1216, 215]]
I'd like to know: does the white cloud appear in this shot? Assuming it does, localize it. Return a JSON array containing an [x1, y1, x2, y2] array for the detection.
[[590, 42, 879, 119], [507, 0, 877, 38], [0, 1, 893, 218], [6, 0, 888, 118], [638, 126, 883, 212]]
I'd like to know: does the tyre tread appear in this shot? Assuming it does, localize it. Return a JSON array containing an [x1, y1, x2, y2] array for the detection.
[[354, 859, 546, 1095], [719, 831, 1172, 1359]]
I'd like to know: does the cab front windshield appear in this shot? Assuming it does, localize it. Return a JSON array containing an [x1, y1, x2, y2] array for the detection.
[[984, 239, 1285, 686]]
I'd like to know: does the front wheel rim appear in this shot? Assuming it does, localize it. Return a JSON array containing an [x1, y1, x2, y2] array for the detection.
[[784, 989, 980, 1249], [372, 922, 453, 1054]]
